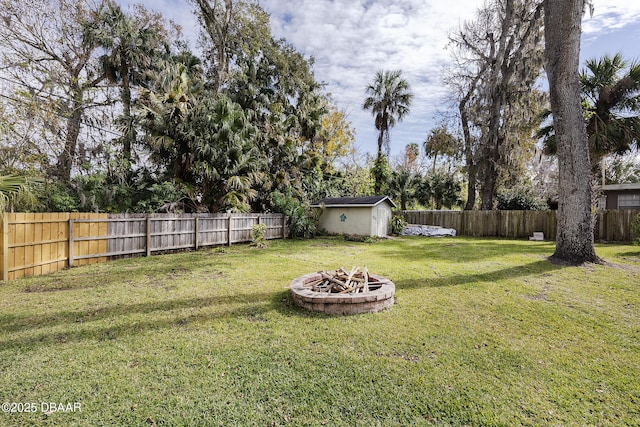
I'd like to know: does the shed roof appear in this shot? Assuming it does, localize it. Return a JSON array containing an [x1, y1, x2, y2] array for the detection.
[[310, 196, 397, 208], [599, 183, 640, 192]]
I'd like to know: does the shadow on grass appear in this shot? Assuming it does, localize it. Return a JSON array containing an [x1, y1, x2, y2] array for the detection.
[[395, 259, 564, 290], [0, 239, 570, 350], [616, 250, 640, 258], [0, 290, 280, 352], [0, 261, 570, 352], [16, 255, 230, 293], [268, 289, 350, 319]]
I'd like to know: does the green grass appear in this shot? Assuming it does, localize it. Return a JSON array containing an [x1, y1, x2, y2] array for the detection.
[[0, 237, 639, 426]]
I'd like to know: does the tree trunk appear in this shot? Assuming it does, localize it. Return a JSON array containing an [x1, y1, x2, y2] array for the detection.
[[57, 98, 84, 183], [460, 91, 477, 210], [377, 129, 384, 157], [464, 163, 477, 210], [479, 159, 497, 210], [374, 131, 384, 194], [480, 134, 503, 210], [432, 152, 437, 175], [544, 0, 601, 264], [120, 56, 134, 162]]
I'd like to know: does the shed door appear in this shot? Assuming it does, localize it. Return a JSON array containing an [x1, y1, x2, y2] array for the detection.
[[376, 206, 390, 236]]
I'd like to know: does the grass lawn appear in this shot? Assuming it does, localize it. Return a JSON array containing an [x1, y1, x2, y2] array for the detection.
[[0, 236, 639, 426]]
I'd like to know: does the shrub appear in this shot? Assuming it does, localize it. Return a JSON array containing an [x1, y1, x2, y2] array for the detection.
[[496, 186, 547, 210], [41, 181, 79, 212], [251, 223, 267, 244], [632, 214, 640, 245], [390, 214, 407, 235], [270, 190, 319, 238]]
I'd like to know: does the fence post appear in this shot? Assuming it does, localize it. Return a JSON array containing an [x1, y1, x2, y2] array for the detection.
[[227, 214, 232, 246], [194, 216, 199, 250], [282, 215, 287, 239], [1, 213, 8, 281], [68, 219, 75, 268], [146, 216, 152, 256]]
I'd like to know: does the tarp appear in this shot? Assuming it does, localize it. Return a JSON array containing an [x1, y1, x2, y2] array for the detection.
[[402, 224, 456, 237]]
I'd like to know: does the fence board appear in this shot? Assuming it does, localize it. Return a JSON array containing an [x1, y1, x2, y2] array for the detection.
[[4, 213, 67, 279], [1, 214, 7, 281]]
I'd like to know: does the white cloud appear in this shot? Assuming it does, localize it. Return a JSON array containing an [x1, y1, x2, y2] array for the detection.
[[261, 0, 479, 154], [582, 1, 640, 35], [117, 0, 640, 156]]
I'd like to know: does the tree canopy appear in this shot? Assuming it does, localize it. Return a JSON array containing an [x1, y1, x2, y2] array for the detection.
[[0, 0, 355, 220]]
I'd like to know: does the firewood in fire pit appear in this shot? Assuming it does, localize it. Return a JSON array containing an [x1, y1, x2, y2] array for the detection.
[[307, 266, 383, 294]]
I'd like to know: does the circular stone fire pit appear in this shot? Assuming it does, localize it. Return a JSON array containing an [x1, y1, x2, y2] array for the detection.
[[290, 269, 395, 315]]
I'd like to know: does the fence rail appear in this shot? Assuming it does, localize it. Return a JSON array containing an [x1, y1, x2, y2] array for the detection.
[[402, 209, 640, 242], [1, 212, 286, 281]]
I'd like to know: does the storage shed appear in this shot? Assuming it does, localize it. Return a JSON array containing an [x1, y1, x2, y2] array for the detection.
[[311, 196, 397, 237]]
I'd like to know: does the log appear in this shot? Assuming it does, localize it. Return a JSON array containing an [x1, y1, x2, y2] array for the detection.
[[338, 283, 364, 294], [363, 266, 369, 293], [321, 273, 346, 287], [305, 278, 324, 288]]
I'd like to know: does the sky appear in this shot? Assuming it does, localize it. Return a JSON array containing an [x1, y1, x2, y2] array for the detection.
[[118, 0, 640, 158]]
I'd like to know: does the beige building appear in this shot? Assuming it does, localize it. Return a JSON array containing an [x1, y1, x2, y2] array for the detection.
[[311, 196, 396, 237]]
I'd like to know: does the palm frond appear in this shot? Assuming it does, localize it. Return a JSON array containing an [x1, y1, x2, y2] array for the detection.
[[0, 175, 42, 212]]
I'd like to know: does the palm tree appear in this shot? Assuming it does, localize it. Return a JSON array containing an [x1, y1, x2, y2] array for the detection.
[[0, 175, 40, 212], [540, 53, 640, 174], [86, 1, 165, 162], [424, 126, 460, 175], [139, 61, 198, 184], [363, 70, 412, 193], [192, 96, 262, 212], [422, 172, 461, 210], [582, 54, 640, 165], [388, 169, 418, 210], [363, 70, 413, 157]]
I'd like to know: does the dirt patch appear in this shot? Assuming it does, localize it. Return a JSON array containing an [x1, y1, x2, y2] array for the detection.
[[376, 352, 419, 363], [24, 284, 73, 293], [525, 285, 551, 301], [245, 313, 268, 322], [606, 262, 640, 274]]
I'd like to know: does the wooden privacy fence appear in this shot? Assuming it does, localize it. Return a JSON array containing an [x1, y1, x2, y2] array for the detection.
[[594, 209, 640, 242], [1, 212, 286, 281], [402, 209, 640, 242], [0, 213, 108, 282]]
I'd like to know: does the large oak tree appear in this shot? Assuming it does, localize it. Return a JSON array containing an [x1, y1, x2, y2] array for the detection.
[[0, 0, 107, 182], [543, 0, 601, 264], [448, 0, 544, 210]]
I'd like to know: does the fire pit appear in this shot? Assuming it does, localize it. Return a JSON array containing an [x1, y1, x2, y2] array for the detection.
[[290, 267, 395, 315]]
